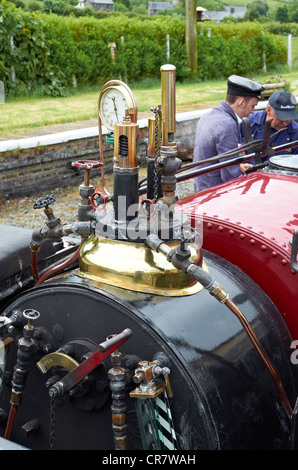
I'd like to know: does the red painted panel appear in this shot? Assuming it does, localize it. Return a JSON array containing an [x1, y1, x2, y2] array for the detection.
[[177, 172, 298, 338]]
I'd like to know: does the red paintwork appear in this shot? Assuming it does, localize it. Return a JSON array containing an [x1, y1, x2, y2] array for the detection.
[[177, 171, 298, 339]]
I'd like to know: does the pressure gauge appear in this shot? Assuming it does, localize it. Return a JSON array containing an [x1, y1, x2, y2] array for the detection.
[[98, 84, 136, 131]]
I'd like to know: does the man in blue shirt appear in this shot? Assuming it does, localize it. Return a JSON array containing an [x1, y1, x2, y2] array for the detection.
[[242, 90, 298, 169], [193, 75, 264, 193]]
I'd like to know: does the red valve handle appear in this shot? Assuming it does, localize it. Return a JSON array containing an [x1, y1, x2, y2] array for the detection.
[[72, 160, 103, 170], [140, 198, 156, 220], [89, 190, 109, 210]]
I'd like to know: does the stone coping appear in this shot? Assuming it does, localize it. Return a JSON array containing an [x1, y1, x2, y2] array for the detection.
[[0, 102, 267, 153]]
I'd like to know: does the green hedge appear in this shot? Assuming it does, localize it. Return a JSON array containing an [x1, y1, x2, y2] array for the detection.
[[43, 15, 286, 85], [197, 22, 285, 79], [43, 15, 189, 84], [0, 0, 66, 96], [0, 1, 287, 97]]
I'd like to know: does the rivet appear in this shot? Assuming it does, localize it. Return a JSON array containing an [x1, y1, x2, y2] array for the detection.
[[250, 239, 255, 245], [261, 245, 267, 251], [272, 251, 277, 257], [207, 223, 213, 229], [281, 259, 287, 265], [240, 233, 245, 240], [229, 230, 235, 236], [218, 226, 224, 232]]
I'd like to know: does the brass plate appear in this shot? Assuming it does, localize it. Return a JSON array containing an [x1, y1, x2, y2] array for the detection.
[[78, 236, 206, 296]]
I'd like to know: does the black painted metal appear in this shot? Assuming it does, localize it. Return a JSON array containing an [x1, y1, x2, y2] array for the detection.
[[0, 250, 295, 450]]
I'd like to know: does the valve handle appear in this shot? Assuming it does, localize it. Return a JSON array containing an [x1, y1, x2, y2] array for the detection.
[[139, 198, 156, 220], [72, 160, 103, 170], [23, 309, 40, 322], [33, 194, 56, 209], [89, 190, 109, 210], [48, 328, 132, 397]]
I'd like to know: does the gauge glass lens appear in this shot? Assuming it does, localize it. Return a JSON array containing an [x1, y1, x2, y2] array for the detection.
[[99, 87, 128, 130]]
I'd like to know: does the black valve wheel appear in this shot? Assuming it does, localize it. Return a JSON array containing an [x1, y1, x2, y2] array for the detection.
[[33, 195, 56, 210]]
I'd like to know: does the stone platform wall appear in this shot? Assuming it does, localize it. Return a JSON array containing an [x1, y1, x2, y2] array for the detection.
[[0, 102, 267, 200], [0, 110, 206, 199]]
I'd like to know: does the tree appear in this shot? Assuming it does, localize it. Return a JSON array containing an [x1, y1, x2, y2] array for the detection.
[[288, 2, 298, 22], [275, 5, 289, 23], [246, 0, 268, 17]]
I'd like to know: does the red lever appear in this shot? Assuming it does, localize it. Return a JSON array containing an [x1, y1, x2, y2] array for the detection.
[[49, 329, 132, 397]]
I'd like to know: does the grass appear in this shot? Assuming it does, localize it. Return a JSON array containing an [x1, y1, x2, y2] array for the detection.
[[1, 64, 298, 139]]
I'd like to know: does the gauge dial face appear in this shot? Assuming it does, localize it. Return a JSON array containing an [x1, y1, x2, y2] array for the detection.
[[99, 86, 131, 131]]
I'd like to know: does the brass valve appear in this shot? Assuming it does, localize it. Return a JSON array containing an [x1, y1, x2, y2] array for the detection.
[[130, 359, 173, 399]]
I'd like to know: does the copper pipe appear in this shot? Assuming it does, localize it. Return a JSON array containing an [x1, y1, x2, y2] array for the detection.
[[97, 113, 109, 196], [35, 242, 83, 286], [30, 251, 39, 282], [4, 404, 17, 440], [225, 298, 293, 418]]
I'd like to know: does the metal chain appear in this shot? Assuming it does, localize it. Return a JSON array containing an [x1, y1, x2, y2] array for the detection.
[[49, 395, 56, 449], [152, 106, 161, 203], [150, 106, 161, 235]]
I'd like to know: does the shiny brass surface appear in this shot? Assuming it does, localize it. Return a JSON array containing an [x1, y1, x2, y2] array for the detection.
[[160, 64, 176, 137], [130, 383, 166, 399], [148, 118, 156, 159], [114, 118, 139, 170], [37, 352, 79, 374], [78, 236, 205, 296]]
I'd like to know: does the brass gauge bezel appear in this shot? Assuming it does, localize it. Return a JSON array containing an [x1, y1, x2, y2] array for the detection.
[[98, 82, 137, 131]]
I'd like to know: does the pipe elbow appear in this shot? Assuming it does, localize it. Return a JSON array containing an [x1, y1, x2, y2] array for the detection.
[[31, 229, 44, 246]]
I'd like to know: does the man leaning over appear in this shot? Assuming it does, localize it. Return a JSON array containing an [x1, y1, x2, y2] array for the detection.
[[240, 90, 298, 169], [193, 75, 264, 193]]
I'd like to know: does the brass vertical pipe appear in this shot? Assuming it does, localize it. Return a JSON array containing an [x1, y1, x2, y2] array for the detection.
[[148, 118, 156, 159], [160, 64, 176, 144]]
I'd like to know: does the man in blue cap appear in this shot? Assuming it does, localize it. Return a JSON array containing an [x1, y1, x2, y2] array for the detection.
[[193, 75, 264, 193], [241, 90, 298, 168]]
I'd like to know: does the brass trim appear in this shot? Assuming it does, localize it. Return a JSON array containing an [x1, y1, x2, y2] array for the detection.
[[130, 383, 166, 399], [37, 352, 79, 374], [160, 64, 176, 137], [114, 119, 139, 170], [78, 236, 206, 296]]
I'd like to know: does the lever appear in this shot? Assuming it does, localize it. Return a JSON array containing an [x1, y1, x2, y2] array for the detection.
[[48, 328, 132, 398]]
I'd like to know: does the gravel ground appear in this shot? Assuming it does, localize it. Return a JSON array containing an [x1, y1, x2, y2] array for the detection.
[[0, 166, 194, 230]]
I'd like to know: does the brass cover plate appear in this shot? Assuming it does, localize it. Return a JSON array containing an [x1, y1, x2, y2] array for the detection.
[[78, 236, 206, 296]]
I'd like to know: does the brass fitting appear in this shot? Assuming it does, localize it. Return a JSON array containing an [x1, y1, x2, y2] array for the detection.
[[209, 284, 230, 303]]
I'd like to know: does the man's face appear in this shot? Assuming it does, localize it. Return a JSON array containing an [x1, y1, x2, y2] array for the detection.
[[238, 97, 259, 119], [267, 105, 290, 130]]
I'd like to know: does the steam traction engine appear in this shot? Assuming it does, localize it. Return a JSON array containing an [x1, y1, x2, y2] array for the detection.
[[0, 65, 297, 451]]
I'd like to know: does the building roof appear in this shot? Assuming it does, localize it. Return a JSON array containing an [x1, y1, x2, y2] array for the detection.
[[148, 2, 174, 10], [90, 0, 114, 3], [203, 5, 247, 22]]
